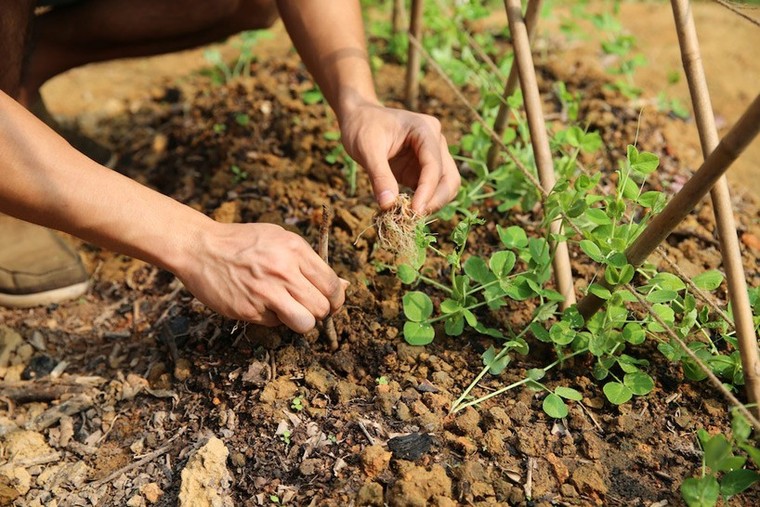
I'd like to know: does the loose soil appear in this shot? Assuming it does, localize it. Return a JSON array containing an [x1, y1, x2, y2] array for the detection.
[[2, 2, 760, 506]]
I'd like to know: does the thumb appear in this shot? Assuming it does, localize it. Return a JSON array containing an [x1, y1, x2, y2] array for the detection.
[[363, 146, 399, 210]]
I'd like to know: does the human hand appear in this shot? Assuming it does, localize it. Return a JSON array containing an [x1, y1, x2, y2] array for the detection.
[[339, 101, 460, 215], [177, 222, 348, 333]]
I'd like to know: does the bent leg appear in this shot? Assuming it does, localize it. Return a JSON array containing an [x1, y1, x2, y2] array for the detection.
[[0, 0, 36, 97], [21, 0, 278, 103]]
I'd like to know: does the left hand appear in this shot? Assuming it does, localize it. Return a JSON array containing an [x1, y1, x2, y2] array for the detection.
[[339, 101, 460, 215]]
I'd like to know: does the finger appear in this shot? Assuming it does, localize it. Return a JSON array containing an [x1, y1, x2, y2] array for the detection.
[[290, 273, 333, 320], [426, 135, 461, 212], [363, 142, 400, 210], [409, 122, 445, 215], [256, 310, 282, 328], [300, 261, 347, 313], [270, 290, 317, 334]]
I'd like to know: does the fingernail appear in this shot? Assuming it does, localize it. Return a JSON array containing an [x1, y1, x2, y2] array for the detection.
[[378, 190, 395, 208]]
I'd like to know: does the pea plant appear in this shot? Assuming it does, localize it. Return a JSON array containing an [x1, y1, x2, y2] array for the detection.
[[681, 411, 760, 507]]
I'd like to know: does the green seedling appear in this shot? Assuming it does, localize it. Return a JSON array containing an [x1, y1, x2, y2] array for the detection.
[[323, 131, 358, 196], [230, 164, 248, 184], [290, 396, 304, 412], [681, 411, 760, 507]]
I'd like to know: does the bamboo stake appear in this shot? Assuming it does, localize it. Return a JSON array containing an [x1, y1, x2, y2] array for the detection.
[[392, 0, 405, 38], [487, 0, 543, 171], [671, 0, 760, 417], [577, 93, 760, 319], [505, 0, 576, 308], [405, 0, 424, 110]]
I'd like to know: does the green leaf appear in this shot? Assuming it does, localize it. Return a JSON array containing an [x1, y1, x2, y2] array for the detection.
[[439, 298, 462, 314], [403, 322, 435, 346], [731, 412, 752, 444], [579, 240, 604, 263], [527, 368, 546, 381], [681, 476, 719, 507], [692, 270, 724, 291], [646, 289, 679, 303], [497, 225, 528, 249], [543, 393, 569, 419], [588, 283, 612, 300], [623, 371, 654, 395], [721, 469, 759, 497], [402, 292, 433, 322], [463, 308, 478, 327], [464, 256, 491, 284], [489, 250, 516, 278], [622, 323, 646, 345], [627, 145, 659, 174], [301, 88, 324, 104], [397, 264, 418, 284], [603, 382, 633, 405], [444, 314, 464, 336], [482, 346, 510, 375], [529, 322, 551, 343], [704, 434, 732, 473], [584, 207, 613, 225], [651, 272, 687, 291], [549, 322, 575, 346], [555, 386, 583, 401]]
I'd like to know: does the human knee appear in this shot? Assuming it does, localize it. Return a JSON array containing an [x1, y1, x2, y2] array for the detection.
[[234, 0, 279, 30]]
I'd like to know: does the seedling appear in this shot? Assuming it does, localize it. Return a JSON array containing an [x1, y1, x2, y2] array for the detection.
[[290, 396, 304, 412], [230, 164, 248, 184], [681, 411, 760, 507]]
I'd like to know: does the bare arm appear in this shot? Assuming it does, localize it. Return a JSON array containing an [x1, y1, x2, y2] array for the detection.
[[0, 91, 345, 332], [277, 0, 460, 214]]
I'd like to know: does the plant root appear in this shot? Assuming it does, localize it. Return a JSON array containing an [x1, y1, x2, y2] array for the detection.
[[373, 194, 424, 263]]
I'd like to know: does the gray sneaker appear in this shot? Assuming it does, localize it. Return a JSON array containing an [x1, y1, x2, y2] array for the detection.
[[0, 215, 89, 308]]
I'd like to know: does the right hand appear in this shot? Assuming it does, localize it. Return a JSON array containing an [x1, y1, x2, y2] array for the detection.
[[177, 222, 347, 333]]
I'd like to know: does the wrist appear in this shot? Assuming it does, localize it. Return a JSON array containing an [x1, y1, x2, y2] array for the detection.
[[335, 88, 381, 126]]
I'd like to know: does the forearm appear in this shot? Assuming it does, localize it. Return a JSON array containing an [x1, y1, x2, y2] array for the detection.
[[0, 91, 208, 275], [276, 0, 379, 122]]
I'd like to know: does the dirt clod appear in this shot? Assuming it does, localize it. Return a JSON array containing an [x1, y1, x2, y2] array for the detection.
[[356, 481, 384, 506], [387, 463, 452, 507], [178, 437, 233, 507], [361, 445, 392, 477]]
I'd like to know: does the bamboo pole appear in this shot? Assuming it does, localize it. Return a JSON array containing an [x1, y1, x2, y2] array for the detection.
[[487, 0, 543, 171], [405, 0, 424, 110], [671, 0, 760, 416], [504, 0, 576, 308], [392, 0, 405, 38], [577, 93, 760, 318]]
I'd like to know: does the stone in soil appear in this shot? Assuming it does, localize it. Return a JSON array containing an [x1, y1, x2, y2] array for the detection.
[[179, 437, 233, 507], [1, 430, 54, 461]]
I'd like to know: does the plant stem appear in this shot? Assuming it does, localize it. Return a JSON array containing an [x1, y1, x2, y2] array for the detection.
[[451, 348, 589, 413], [418, 275, 452, 294]]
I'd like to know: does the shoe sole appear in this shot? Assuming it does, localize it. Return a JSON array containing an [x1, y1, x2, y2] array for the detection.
[[0, 281, 89, 309]]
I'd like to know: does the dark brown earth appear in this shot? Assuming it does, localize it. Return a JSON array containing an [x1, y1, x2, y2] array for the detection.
[[2, 2, 760, 507]]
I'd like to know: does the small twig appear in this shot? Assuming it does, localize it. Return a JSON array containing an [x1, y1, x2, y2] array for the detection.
[[319, 205, 339, 351], [525, 457, 535, 500], [356, 421, 376, 446], [712, 0, 760, 28], [578, 401, 604, 433], [89, 442, 173, 489]]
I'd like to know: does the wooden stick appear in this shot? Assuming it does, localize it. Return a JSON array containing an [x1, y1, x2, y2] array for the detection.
[[487, 0, 543, 171], [577, 93, 760, 318], [671, 0, 760, 418], [319, 205, 339, 351], [712, 0, 760, 28], [392, 0, 405, 38], [505, 0, 576, 308], [405, 0, 424, 110]]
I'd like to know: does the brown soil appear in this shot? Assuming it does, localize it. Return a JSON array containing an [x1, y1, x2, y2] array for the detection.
[[2, 2, 760, 507]]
